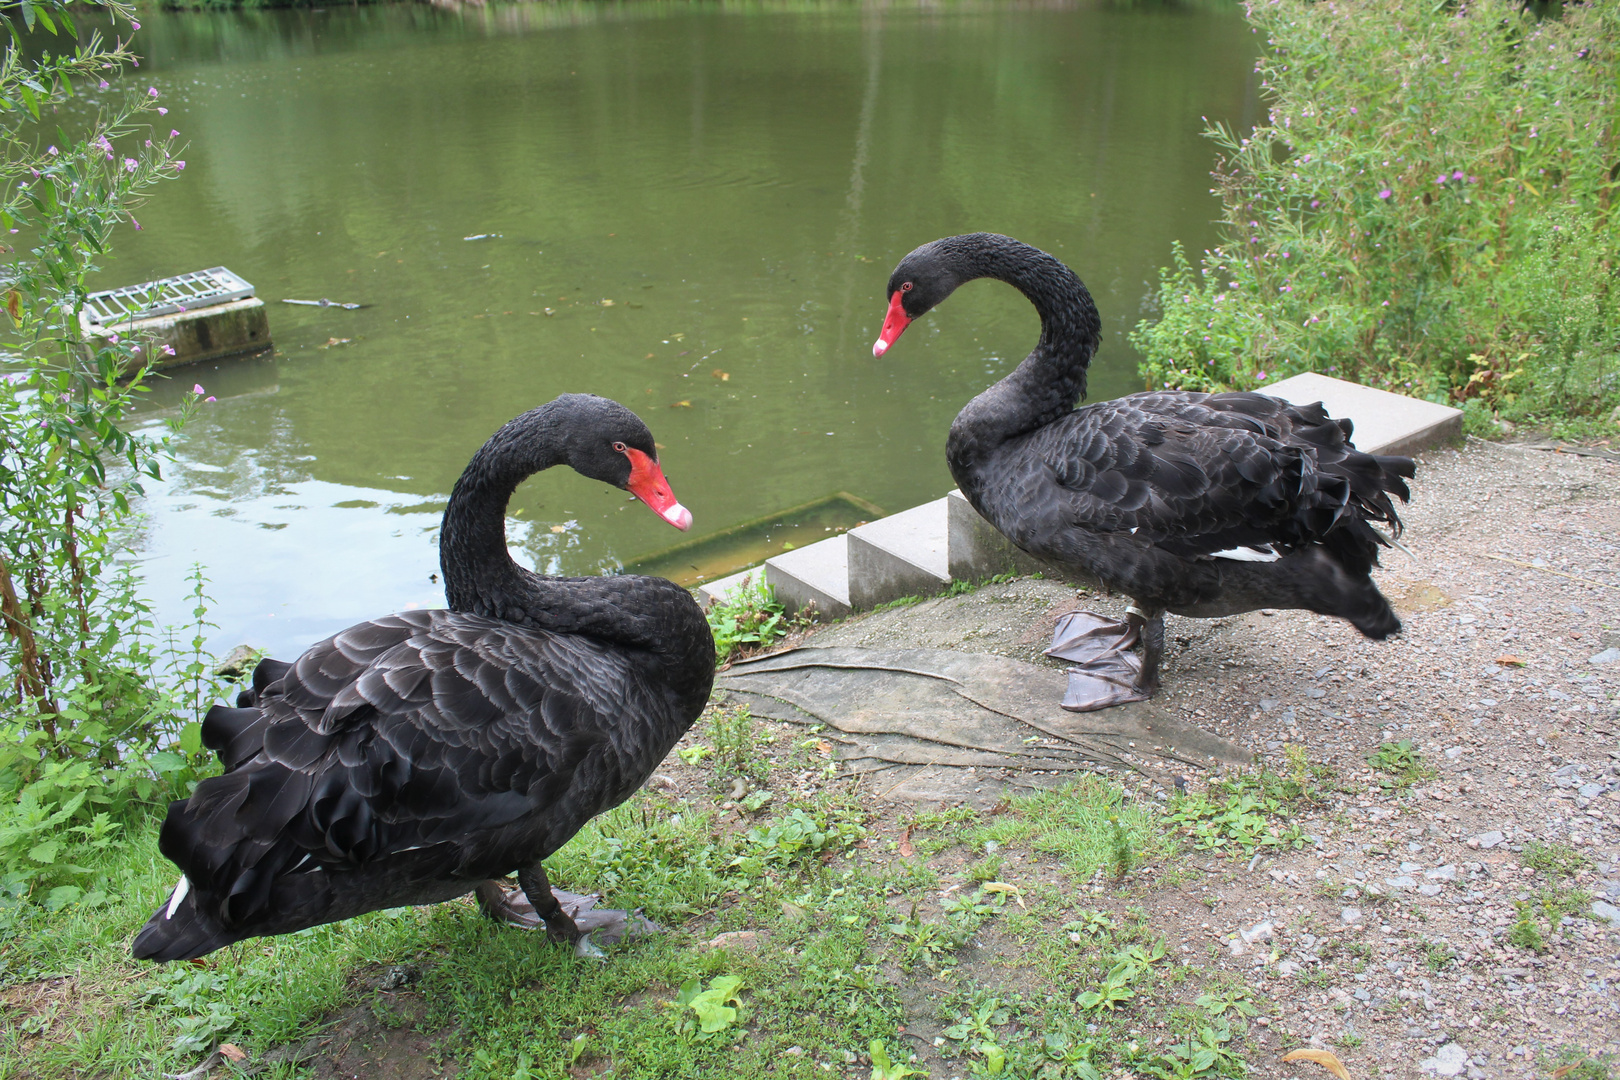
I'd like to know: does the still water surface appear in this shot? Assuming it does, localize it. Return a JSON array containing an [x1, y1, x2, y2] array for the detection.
[[97, 1, 1256, 659]]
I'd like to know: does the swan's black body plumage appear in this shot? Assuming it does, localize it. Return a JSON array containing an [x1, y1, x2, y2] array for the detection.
[[133, 395, 714, 961], [882, 234, 1415, 645]]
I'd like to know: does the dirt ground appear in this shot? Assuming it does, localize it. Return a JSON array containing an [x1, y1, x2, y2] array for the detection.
[[785, 435, 1620, 1078]]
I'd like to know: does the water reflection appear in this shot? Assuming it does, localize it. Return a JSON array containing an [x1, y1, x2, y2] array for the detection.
[[84, 0, 1255, 659]]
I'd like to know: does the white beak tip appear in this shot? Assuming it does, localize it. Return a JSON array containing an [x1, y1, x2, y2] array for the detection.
[[872, 339, 889, 358], [664, 503, 693, 531]]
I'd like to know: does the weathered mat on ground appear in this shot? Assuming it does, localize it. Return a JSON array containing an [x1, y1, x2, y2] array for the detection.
[[715, 647, 1250, 806]]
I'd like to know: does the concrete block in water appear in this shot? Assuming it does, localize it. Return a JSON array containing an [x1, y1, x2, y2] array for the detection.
[[80, 296, 271, 372]]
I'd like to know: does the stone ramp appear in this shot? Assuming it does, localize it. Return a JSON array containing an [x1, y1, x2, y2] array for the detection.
[[699, 374, 1461, 619], [715, 646, 1252, 807]]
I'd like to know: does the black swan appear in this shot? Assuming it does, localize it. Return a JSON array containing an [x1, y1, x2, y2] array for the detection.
[[132, 394, 715, 961], [873, 234, 1415, 710]]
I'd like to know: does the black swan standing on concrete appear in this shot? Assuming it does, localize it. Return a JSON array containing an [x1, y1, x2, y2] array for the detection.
[[133, 394, 715, 962], [873, 234, 1415, 710]]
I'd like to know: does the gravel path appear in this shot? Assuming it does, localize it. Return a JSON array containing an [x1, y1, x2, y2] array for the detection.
[[803, 436, 1620, 1077]]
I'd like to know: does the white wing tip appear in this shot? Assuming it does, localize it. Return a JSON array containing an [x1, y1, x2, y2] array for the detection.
[[1210, 546, 1281, 563], [165, 875, 191, 919]]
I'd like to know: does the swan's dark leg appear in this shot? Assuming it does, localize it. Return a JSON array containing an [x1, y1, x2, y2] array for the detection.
[[477, 869, 660, 956], [516, 864, 578, 944], [1126, 605, 1165, 696]]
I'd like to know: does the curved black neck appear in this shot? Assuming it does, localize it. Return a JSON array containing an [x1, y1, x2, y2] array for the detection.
[[438, 407, 714, 707], [941, 235, 1100, 497]]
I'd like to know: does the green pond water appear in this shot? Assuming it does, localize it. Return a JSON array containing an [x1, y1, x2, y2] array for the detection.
[[90, 0, 1256, 659]]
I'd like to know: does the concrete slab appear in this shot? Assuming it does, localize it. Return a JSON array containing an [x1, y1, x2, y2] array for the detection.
[[765, 535, 851, 620], [1264, 372, 1461, 457], [846, 497, 951, 609]]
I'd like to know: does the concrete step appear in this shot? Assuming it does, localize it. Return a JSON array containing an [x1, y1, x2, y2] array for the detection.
[[846, 497, 952, 609], [695, 567, 768, 610], [1264, 372, 1461, 456], [765, 534, 851, 619], [946, 489, 1059, 585]]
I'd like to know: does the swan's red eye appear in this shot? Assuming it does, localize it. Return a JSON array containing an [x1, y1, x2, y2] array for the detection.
[[612, 441, 627, 453], [901, 282, 913, 292]]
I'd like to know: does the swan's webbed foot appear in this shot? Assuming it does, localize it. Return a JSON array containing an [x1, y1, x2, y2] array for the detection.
[[476, 866, 659, 959], [1045, 607, 1162, 712]]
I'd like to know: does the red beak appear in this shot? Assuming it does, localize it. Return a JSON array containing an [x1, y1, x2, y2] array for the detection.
[[872, 290, 911, 357], [623, 447, 692, 531]]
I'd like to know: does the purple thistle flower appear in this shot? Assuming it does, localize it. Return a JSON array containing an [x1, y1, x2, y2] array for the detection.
[[1452, 170, 1465, 181], [1436, 174, 1447, 185], [1378, 188, 1392, 199]]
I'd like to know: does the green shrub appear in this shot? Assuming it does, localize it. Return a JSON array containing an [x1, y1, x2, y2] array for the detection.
[[0, 0, 209, 910], [1132, 0, 1620, 427]]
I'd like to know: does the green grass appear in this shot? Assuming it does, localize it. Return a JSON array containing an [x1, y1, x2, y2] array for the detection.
[[962, 778, 1169, 882], [0, 741, 1272, 1079]]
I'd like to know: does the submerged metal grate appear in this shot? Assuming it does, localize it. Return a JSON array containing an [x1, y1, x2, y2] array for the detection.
[[83, 267, 255, 326]]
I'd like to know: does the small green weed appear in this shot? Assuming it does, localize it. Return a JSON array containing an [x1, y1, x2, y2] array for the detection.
[[1076, 941, 1165, 1012], [706, 706, 770, 789], [869, 1038, 928, 1080], [1195, 984, 1259, 1019], [1421, 938, 1457, 972], [671, 975, 744, 1039], [1131, 1018, 1244, 1080], [1508, 902, 1547, 953], [1165, 787, 1306, 853], [706, 574, 800, 664], [1367, 741, 1435, 791], [1539, 1048, 1615, 1080], [1522, 840, 1590, 880], [945, 571, 1018, 598], [731, 806, 865, 878]]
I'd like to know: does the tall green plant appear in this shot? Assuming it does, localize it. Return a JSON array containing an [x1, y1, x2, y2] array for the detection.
[[0, 0, 200, 906], [1132, 0, 1620, 424]]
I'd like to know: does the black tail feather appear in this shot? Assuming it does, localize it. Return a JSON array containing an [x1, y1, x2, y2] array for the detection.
[[131, 881, 238, 962]]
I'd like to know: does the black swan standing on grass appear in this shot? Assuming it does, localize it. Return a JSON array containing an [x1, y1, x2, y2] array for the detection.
[[132, 394, 715, 962], [872, 234, 1416, 710]]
